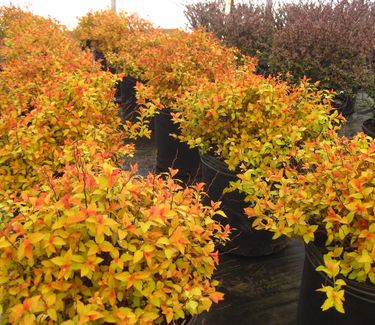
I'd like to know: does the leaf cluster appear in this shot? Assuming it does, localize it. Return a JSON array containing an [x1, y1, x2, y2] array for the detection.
[[74, 10, 244, 110], [73, 10, 155, 79], [0, 164, 229, 324], [241, 132, 375, 313], [173, 66, 339, 173], [135, 28, 243, 109], [0, 7, 150, 201]]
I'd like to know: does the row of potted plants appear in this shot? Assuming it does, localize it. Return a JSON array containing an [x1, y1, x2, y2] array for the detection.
[[170, 48, 374, 323], [73, 7, 374, 321], [0, 7, 229, 324], [171, 51, 375, 322]]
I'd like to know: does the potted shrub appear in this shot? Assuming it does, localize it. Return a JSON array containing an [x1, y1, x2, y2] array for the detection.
[[73, 9, 153, 75], [244, 132, 375, 323], [134, 28, 242, 180], [269, 0, 375, 117], [0, 6, 95, 106], [173, 65, 340, 255], [74, 10, 157, 123], [0, 8, 151, 211], [0, 159, 230, 324]]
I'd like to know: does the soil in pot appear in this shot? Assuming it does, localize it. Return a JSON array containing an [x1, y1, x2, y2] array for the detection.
[[154, 110, 201, 182], [297, 243, 375, 325], [201, 154, 289, 257], [362, 118, 375, 138]]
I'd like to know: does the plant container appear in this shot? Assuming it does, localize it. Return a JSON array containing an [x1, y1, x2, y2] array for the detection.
[[297, 243, 375, 324], [201, 154, 288, 256], [154, 110, 201, 180], [332, 93, 355, 118], [117, 76, 139, 123], [362, 118, 375, 138]]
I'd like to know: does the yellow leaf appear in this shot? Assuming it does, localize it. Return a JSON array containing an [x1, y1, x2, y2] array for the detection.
[[358, 252, 372, 264], [45, 294, 57, 307], [87, 244, 99, 256], [215, 210, 227, 218], [81, 265, 91, 277], [156, 237, 170, 246], [164, 248, 175, 259], [0, 276, 9, 285], [47, 308, 57, 321], [51, 256, 64, 266], [0, 237, 11, 248], [28, 232, 45, 244], [53, 237, 65, 246], [61, 320, 75, 325], [21, 313, 36, 324], [133, 280, 143, 292], [115, 272, 130, 282], [321, 297, 334, 311], [133, 250, 143, 264], [118, 229, 127, 240]]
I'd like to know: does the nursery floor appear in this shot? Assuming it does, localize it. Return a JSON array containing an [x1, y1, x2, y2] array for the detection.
[[124, 97, 370, 324]]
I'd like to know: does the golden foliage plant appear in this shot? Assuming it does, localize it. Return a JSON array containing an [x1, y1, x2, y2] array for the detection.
[[0, 6, 94, 106], [0, 7, 230, 324], [73, 9, 156, 79], [0, 161, 229, 324], [173, 66, 340, 173], [244, 132, 375, 313], [0, 7, 151, 203], [135, 28, 245, 110]]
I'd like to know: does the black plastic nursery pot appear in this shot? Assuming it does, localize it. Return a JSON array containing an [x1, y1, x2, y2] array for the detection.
[[154, 110, 201, 180], [332, 93, 355, 118], [297, 243, 375, 325], [362, 118, 375, 138], [201, 154, 289, 257], [117, 76, 139, 123]]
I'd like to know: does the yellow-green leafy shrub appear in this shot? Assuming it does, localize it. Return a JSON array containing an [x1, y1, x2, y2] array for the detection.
[[0, 162, 229, 324], [244, 132, 375, 312]]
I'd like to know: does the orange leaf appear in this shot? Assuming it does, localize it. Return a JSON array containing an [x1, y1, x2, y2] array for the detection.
[[209, 292, 224, 304]]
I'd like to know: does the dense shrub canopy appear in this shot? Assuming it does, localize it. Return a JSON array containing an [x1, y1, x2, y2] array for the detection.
[[135, 28, 243, 109], [0, 7, 150, 206], [0, 7, 229, 324], [185, 0, 276, 74], [73, 10, 155, 78], [0, 164, 228, 324], [185, 0, 375, 98], [270, 0, 375, 98], [243, 132, 375, 312], [173, 65, 339, 172]]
